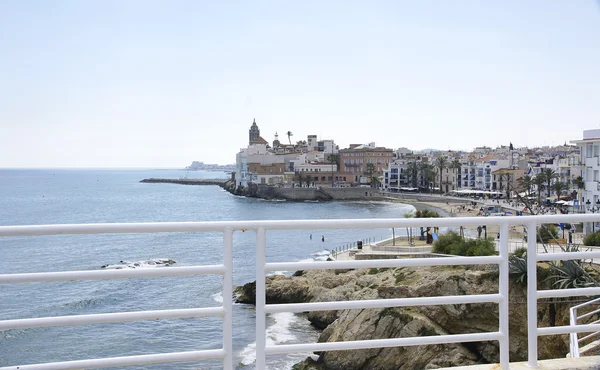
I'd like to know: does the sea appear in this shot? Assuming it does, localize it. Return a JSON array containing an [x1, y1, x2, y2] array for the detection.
[[0, 169, 415, 369]]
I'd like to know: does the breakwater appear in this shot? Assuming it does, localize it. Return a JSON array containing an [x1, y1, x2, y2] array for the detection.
[[140, 178, 228, 186]]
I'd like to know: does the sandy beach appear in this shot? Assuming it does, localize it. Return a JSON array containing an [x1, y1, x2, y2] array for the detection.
[[397, 198, 527, 242]]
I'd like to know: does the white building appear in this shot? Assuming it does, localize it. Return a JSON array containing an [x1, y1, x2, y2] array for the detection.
[[571, 129, 600, 233]]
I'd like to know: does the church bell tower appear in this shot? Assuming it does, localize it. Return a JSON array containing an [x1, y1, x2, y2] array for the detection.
[[249, 118, 260, 144]]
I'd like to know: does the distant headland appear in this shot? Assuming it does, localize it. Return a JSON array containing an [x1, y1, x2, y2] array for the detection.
[[186, 161, 236, 172]]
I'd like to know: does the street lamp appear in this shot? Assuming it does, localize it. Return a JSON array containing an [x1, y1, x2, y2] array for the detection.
[[586, 199, 600, 233]]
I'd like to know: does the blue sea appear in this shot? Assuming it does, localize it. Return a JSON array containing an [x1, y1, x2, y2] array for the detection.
[[0, 169, 415, 369]]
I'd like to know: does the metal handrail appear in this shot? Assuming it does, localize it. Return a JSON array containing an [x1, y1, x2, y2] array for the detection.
[[570, 297, 600, 357], [3, 214, 600, 368], [0, 225, 235, 370]]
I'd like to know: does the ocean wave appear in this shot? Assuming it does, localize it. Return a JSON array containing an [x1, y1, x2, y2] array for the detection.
[[310, 250, 331, 257], [239, 312, 300, 366], [100, 258, 176, 269]]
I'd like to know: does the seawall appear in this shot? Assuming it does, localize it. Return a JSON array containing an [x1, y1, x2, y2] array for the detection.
[[239, 185, 391, 201], [140, 178, 228, 186]]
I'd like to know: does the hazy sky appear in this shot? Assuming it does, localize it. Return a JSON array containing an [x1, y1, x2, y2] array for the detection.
[[1, 1, 599, 168]]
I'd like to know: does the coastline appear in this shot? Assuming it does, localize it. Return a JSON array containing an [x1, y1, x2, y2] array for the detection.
[[141, 177, 525, 240]]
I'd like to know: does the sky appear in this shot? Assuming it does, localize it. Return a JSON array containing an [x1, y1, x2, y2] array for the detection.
[[1, 1, 599, 168]]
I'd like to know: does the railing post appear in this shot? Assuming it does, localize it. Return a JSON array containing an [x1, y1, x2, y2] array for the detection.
[[570, 307, 579, 357], [256, 227, 267, 369], [499, 222, 509, 369], [527, 221, 539, 368], [223, 227, 233, 370]]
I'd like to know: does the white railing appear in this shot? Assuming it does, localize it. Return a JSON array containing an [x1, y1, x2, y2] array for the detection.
[[0, 223, 235, 370], [2, 215, 600, 369], [570, 297, 600, 357]]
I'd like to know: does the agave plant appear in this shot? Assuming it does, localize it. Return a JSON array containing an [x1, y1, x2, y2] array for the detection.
[[549, 260, 597, 289], [548, 244, 598, 289], [509, 254, 528, 284]]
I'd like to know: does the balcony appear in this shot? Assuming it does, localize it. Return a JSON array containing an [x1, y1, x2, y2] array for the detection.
[[2, 216, 600, 369], [585, 181, 600, 192], [585, 157, 599, 168]]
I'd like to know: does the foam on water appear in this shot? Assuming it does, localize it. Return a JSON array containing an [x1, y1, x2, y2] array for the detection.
[[310, 250, 331, 257], [211, 292, 223, 304], [239, 312, 301, 366], [100, 258, 176, 269]]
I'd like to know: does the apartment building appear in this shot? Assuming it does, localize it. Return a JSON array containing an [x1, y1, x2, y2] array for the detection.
[[571, 129, 600, 233], [339, 143, 394, 184]]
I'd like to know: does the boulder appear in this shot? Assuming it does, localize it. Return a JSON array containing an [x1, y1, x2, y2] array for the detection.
[[238, 265, 572, 369]]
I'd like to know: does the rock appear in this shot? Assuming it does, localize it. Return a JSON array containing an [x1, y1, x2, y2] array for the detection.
[[236, 265, 572, 369], [234, 275, 311, 305]]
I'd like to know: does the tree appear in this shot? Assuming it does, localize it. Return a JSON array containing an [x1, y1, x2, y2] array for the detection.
[[407, 161, 419, 188], [294, 172, 304, 187], [420, 163, 436, 192], [366, 162, 376, 187], [573, 176, 584, 190], [286, 131, 293, 145], [540, 168, 558, 199], [404, 211, 415, 246], [434, 156, 448, 193], [533, 174, 546, 204], [552, 180, 569, 201], [326, 154, 338, 187], [450, 159, 461, 188], [516, 175, 533, 197]]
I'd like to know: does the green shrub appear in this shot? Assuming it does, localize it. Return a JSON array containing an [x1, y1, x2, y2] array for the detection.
[[415, 209, 441, 218], [432, 231, 463, 255], [432, 231, 495, 256], [511, 247, 527, 258], [584, 231, 600, 246], [537, 224, 559, 243]]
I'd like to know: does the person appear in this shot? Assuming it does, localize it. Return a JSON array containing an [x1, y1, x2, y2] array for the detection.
[[497, 232, 500, 239], [568, 229, 573, 244], [477, 225, 482, 238], [310, 234, 312, 240], [322, 235, 325, 242]]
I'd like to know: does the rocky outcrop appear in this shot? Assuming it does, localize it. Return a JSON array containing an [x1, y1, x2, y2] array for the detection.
[[237, 266, 573, 370]]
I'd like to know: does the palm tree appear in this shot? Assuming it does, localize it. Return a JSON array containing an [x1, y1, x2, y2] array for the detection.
[[366, 162, 376, 187], [450, 159, 461, 188], [540, 168, 558, 199], [552, 180, 569, 201], [407, 161, 419, 188], [404, 211, 415, 246], [326, 154, 338, 187], [516, 175, 533, 197], [286, 131, 293, 145], [420, 163, 436, 192], [434, 156, 448, 193], [533, 174, 546, 204]]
